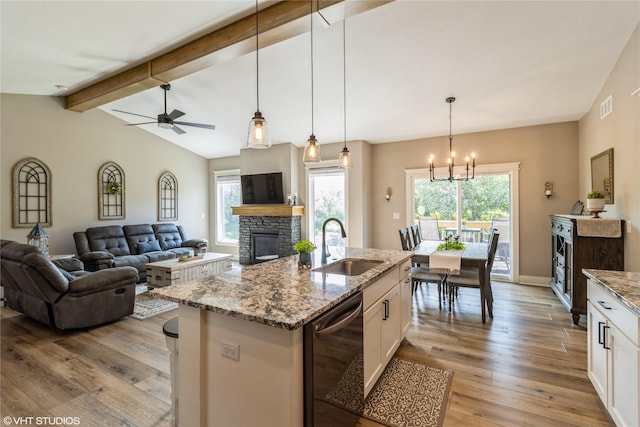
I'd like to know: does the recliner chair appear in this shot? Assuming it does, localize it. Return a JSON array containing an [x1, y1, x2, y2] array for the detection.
[[0, 240, 138, 329]]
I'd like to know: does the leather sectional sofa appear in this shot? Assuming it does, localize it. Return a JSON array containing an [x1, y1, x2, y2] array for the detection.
[[73, 223, 207, 282]]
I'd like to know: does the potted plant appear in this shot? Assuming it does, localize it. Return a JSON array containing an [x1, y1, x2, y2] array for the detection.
[[293, 239, 317, 265], [586, 189, 606, 211]]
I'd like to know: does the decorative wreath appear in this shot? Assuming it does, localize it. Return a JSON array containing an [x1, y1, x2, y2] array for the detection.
[[107, 180, 122, 195]]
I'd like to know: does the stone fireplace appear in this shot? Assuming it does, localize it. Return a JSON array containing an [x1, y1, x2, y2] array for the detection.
[[232, 206, 304, 265]]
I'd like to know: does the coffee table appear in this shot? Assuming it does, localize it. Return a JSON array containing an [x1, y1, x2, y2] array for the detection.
[[146, 252, 233, 287]]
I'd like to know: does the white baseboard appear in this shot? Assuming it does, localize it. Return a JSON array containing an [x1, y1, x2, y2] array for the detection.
[[517, 275, 550, 287]]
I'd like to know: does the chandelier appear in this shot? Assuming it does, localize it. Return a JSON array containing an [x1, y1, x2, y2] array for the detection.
[[429, 97, 476, 182]]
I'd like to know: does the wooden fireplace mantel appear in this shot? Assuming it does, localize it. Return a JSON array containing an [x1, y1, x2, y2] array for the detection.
[[231, 205, 304, 217]]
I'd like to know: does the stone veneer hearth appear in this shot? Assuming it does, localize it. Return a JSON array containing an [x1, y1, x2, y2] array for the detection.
[[238, 215, 301, 265]]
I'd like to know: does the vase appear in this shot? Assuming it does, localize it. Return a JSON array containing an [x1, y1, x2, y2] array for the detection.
[[299, 252, 311, 263], [586, 198, 605, 211]]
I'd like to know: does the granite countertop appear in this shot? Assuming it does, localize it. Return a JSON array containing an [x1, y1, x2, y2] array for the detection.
[[583, 269, 640, 316], [149, 247, 412, 330]]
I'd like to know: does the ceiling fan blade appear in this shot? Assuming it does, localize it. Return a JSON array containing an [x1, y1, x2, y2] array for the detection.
[[125, 122, 157, 126], [113, 109, 157, 120], [174, 121, 216, 130], [168, 109, 185, 120], [172, 125, 187, 135]]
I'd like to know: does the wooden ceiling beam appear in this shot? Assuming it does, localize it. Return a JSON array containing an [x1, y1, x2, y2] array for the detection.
[[65, 0, 392, 112]]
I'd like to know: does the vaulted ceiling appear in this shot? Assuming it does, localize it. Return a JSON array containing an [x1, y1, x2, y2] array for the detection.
[[2, 1, 639, 159]]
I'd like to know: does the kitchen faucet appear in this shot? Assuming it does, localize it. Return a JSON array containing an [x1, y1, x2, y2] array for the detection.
[[321, 218, 347, 264]]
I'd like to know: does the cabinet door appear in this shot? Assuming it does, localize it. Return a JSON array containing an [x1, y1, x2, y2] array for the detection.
[[609, 325, 639, 427], [364, 301, 383, 396], [400, 276, 412, 336], [381, 285, 401, 362], [587, 301, 608, 405]]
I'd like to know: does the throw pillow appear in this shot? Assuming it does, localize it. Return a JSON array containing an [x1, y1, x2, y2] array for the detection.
[[136, 240, 162, 254], [57, 267, 76, 282]]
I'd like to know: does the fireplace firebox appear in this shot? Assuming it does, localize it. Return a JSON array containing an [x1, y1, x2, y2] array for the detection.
[[251, 231, 280, 264]]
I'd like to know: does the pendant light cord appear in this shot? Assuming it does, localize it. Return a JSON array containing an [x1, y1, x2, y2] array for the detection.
[[343, 19, 347, 148], [255, 0, 260, 112], [310, 0, 315, 135]]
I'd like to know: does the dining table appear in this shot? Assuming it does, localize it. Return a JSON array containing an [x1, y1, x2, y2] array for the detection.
[[412, 240, 493, 323]]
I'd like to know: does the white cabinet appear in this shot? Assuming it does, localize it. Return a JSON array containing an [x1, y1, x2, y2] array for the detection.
[[363, 259, 412, 397], [587, 279, 639, 427]]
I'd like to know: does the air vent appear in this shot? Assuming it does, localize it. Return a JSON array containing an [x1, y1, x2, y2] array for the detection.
[[600, 95, 613, 119]]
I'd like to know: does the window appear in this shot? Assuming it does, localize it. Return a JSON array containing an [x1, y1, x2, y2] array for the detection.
[[158, 171, 178, 221], [306, 164, 347, 255], [406, 163, 520, 281], [215, 170, 241, 245]]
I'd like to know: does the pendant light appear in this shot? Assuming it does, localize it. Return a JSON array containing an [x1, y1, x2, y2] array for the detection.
[[303, 0, 321, 163], [338, 19, 352, 169], [247, 0, 271, 149], [429, 97, 476, 181]]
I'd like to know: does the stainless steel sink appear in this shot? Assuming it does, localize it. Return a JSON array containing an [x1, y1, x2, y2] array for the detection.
[[313, 258, 384, 276]]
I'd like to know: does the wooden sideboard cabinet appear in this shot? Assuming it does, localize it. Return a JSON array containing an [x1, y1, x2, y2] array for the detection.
[[550, 215, 624, 325]]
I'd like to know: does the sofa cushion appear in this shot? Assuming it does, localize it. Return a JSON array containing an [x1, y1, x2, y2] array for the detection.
[[112, 254, 149, 274], [153, 223, 182, 250], [136, 240, 162, 254], [144, 251, 176, 263], [123, 224, 159, 254], [86, 226, 131, 256]]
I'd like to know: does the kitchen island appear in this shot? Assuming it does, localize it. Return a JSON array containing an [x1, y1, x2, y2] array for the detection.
[[583, 269, 639, 427], [150, 247, 412, 427]]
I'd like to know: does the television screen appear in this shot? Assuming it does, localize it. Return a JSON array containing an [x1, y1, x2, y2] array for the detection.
[[241, 172, 285, 204]]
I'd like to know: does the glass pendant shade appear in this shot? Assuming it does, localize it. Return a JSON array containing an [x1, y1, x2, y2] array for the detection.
[[247, 111, 271, 148], [303, 134, 321, 163], [338, 146, 352, 168]]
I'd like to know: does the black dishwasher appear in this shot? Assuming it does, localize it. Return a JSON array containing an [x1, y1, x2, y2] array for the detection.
[[304, 291, 364, 427]]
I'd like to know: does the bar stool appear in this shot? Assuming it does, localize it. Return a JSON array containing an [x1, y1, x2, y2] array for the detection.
[[163, 316, 179, 427]]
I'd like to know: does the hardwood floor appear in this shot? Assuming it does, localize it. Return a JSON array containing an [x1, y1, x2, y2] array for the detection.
[[1, 282, 613, 427]]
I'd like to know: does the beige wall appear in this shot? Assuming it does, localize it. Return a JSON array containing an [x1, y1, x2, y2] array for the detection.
[[1, 94, 210, 255], [370, 122, 580, 280], [579, 23, 639, 272]]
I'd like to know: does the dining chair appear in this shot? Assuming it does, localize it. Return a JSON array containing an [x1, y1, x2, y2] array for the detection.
[[447, 230, 499, 318], [399, 227, 447, 309], [410, 224, 422, 246], [418, 216, 440, 240], [491, 216, 510, 270]]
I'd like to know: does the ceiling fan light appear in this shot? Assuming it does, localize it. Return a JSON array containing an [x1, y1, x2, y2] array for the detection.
[[247, 111, 271, 149], [158, 122, 173, 129], [303, 134, 321, 163]]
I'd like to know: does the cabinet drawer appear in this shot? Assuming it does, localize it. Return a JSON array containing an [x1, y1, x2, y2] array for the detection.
[[398, 259, 411, 280], [364, 267, 398, 310], [588, 280, 639, 346], [552, 218, 573, 240]]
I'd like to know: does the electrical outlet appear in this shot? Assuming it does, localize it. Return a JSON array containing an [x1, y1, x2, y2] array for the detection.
[[222, 341, 239, 361], [627, 221, 632, 234], [393, 213, 400, 220]]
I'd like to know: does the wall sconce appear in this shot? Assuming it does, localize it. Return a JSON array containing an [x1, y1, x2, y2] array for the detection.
[[545, 182, 553, 199], [385, 187, 392, 202]]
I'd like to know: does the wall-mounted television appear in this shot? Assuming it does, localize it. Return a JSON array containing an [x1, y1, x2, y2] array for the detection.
[[241, 172, 285, 205]]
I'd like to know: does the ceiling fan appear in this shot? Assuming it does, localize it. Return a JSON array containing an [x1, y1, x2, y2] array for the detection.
[[113, 83, 215, 135]]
